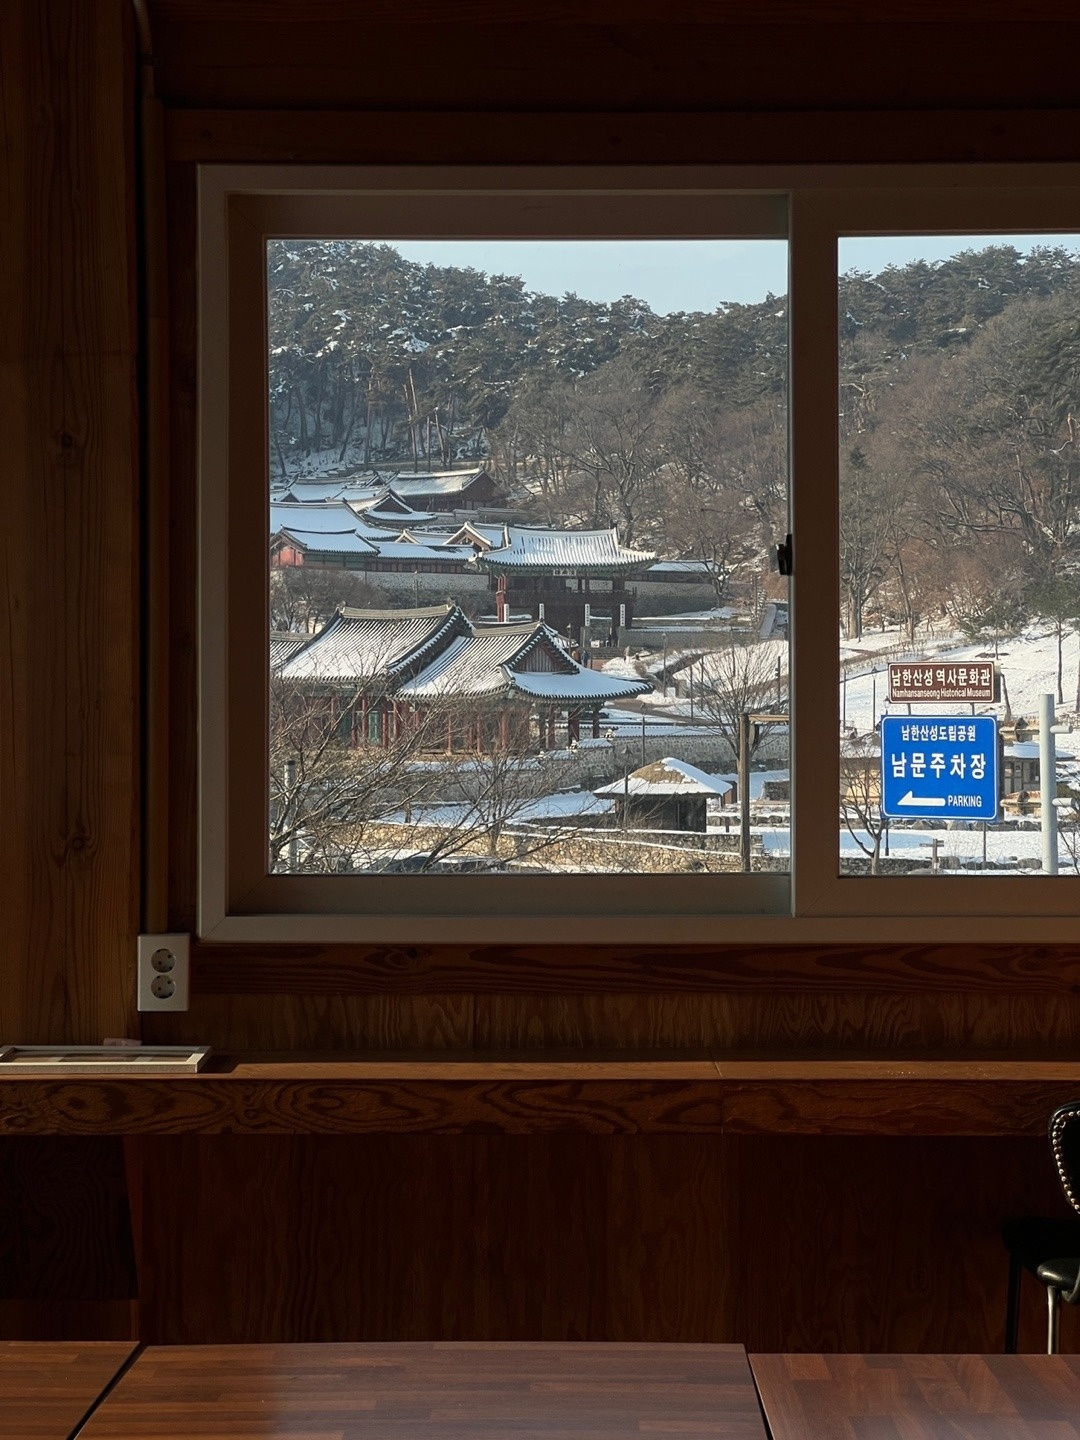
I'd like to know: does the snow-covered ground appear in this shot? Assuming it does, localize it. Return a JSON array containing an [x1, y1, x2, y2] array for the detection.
[[590, 616, 1080, 872]]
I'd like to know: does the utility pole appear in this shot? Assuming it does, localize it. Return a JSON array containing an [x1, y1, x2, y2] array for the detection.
[[739, 709, 788, 875], [623, 746, 629, 832], [738, 712, 751, 873], [1040, 691, 1059, 875]]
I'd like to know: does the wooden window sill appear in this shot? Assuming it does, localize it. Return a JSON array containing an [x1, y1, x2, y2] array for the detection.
[[1, 1051, 1078, 1136]]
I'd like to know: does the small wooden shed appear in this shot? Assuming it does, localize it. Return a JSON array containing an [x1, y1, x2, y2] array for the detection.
[[594, 757, 735, 833]]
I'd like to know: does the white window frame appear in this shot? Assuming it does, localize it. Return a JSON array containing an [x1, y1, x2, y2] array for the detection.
[[197, 162, 1080, 944]]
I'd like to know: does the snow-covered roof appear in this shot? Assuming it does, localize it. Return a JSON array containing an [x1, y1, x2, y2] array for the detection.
[[398, 623, 652, 703], [474, 526, 657, 575], [1005, 740, 1075, 762], [444, 522, 506, 549], [363, 504, 439, 528], [279, 605, 467, 686], [270, 500, 386, 540], [594, 757, 734, 798], [270, 633, 311, 669], [372, 541, 475, 564], [280, 604, 651, 704], [346, 486, 439, 526], [374, 468, 492, 501], [277, 480, 353, 502], [510, 668, 651, 701], [274, 527, 378, 557]]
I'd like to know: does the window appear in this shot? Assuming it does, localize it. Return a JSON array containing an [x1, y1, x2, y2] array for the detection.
[[198, 164, 1080, 943]]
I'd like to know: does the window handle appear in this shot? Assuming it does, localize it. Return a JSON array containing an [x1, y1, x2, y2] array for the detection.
[[775, 533, 793, 576]]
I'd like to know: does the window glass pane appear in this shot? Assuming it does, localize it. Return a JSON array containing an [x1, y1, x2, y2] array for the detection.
[[266, 238, 790, 877], [838, 233, 1080, 876]]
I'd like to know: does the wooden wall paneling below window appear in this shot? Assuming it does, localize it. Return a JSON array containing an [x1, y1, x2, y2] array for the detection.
[[134, 1133, 1079, 1353]]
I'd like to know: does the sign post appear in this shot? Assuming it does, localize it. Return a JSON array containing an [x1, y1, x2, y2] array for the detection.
[[880, 716, 999, 822]]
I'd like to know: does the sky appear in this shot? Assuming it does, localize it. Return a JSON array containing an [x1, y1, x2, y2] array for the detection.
[[389, 235, 1079, 316]]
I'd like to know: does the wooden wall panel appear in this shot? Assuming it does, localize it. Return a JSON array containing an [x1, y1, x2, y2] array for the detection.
[[143, 12, 1080, 114], [136, 1133, 1079, 1352], [168, 107, 1080, 169], [147, 989, 1080, 1055], [0, 0, 139, 1045], [731, 1137, 1080, 1355], [136, 1135, 731, 1345], [0, 1138, 137, 1340]]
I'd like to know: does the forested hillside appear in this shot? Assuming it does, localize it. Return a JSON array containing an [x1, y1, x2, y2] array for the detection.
[[268, 240, 1080, 636]]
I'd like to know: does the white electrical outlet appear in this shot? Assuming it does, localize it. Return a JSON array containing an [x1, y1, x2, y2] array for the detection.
[[137, 934, 191, 1011]]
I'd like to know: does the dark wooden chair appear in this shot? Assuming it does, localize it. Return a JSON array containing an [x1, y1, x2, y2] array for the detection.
[[1029, 1102, 1080, 1354]]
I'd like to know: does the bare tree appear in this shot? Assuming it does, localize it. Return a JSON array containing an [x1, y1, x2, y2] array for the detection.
[[271, 677, 601, 875], [269, 678, 453, 872], [695, 640, 787, 762], [839, 732, 887, 876], [270, 565, 385, 634]]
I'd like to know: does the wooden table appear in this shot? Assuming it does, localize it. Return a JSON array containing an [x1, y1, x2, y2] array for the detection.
[[0, 1342, 136, 1440], [751, 1352, 1080, 1438], [77, 1342, 766, 1439]]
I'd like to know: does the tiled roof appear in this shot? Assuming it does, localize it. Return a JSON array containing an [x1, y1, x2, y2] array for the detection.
[[362, 468, 490, 500], [269, 633, 311, 669], [509, 668, 650, 701], [281, 605, 651, 705], [270, 500, 388, 541], [279, 605, 467, 686], [474, 526, 657, 574], [379, 541, 475, 564], [444, 522, 506, 548], [276, 528, 378, 556]]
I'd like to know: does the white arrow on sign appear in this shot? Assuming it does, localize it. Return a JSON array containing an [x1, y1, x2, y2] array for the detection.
[[895, 791, 945, 808]]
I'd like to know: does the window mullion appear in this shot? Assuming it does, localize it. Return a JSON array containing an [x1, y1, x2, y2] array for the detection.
[[788, 191, 840, 916]]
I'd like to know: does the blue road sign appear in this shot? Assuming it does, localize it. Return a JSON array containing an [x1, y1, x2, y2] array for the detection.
[[880, 715, 999, 821]]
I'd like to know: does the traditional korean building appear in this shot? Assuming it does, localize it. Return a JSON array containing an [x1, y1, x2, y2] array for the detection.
[[594, 757, 735, 832], [470, 525, 657, 643], [297, 465, 500, 513], [275, 603, 651, 750], [269, 501, 476, 575]]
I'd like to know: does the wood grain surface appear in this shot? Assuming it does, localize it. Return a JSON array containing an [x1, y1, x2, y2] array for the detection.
[[750, 1353, 1080, 1439], [0, 1342, 136, 1439], [185, 943, 1080, 997], [0, 1140, 137, 1318], [80, 1342, 764, 1439], [167, 107, 1080, 168], [3, 1058, 1080, 1136], [132, 1134, 1080, 1352], [135, 1136, 736, 1345], [142, 11, 1080, 112]]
